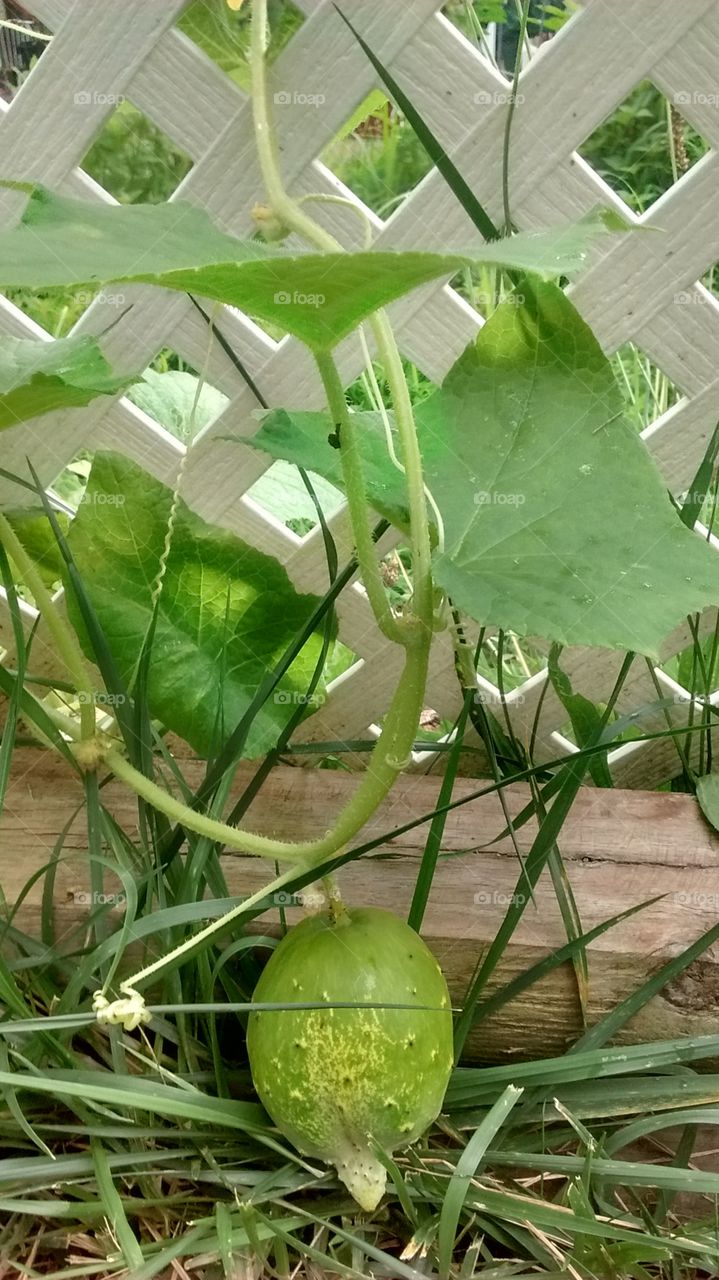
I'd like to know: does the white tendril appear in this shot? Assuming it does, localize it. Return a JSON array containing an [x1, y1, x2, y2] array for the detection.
[[93, 988, 152, 1033]]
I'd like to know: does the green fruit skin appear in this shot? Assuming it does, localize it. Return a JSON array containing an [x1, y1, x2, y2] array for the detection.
[[247, 906, 453, 1209]]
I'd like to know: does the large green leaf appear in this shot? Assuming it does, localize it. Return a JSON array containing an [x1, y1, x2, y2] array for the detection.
[[250, 281, 719, 657], [65, 452, 333, 757], [0, 186, 622, 349], [0, 333, 130, 430]]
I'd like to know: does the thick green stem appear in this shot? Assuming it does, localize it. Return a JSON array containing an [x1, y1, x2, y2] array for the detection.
[[105, 631, 428, 865], [502, 0, 531, 234], [315, 349, 402, 643], [371, 312, 434, 633], [249, 0, 434, 645], [0, 510, 96, 738]]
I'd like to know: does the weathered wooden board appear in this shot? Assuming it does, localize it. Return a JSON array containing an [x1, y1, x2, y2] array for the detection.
[[2, 747, 718, 1062]]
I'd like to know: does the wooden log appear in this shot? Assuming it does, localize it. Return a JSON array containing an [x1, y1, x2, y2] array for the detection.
[[2, 747, 719, 1061]]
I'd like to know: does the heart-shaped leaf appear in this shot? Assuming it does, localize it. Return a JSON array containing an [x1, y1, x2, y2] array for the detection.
[[0, 186, 623, 349], [249, 281, 719, 658], [0, 332, 130, 430], [65, 452, 334, 757]]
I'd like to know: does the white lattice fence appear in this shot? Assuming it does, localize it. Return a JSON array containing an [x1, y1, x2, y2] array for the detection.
[[1, 0, 719, 789]]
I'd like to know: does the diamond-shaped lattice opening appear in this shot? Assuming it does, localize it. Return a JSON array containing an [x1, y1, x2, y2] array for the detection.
[[246, 461, 345, 538], [579, 80, 710, 214], [322, 97, 433, 220], [82, 103, 191, 205], [127, 360, 226, 446], [442, 0, 582, 69], [177, 0, 304, 88], [611, 343, 682, 433], [0, 4, 51, 102], [2, 283, 101, 338]]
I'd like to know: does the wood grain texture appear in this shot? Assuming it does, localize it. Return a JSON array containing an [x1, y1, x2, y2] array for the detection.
[[2, 748, 719, 1062]]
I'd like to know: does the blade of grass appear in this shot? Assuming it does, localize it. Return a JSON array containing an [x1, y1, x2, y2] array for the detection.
[[483, 1148, 719, 1197], [438, 1085, 523, 1280], [447, 1034, 719, 1103], [408, 689, 473, 931], [453, 653, 635, 1058], [332, 6, 500, 242], [435, 1183, 717, 1260], [470, 894, 664, 1028], [0, 543, 26, 812], [0, 1040, 52, 1157], [574, 916, 719, 1054], [90, 1137, 145, 1271], [187, 300, 342, 826], [678, 419, 719, 530]]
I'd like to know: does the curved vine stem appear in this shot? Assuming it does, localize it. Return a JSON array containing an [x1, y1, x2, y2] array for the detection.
[[314, 348, 402, 644], [249, 0, 434, 642]]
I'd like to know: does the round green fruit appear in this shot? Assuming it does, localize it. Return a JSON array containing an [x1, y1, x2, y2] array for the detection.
[[247, 905, 453, 1211]]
